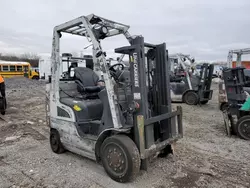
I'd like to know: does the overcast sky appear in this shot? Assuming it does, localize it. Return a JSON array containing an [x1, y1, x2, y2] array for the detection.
[[0, 0, 250, 61]]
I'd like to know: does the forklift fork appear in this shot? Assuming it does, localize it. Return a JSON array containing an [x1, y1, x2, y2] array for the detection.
[[222, 110, 231, 136]]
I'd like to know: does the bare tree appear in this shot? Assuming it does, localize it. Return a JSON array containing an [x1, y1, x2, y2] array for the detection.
[[0, 52, 40, 67], [20, 52, 40, 60], [71, 51, 79, 57]]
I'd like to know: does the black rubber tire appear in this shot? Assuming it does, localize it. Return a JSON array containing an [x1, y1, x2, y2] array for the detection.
[[236, 115, 250, 140], [183, 91, 199, 105], [200, 100, 208, 105], [0, 97, 6, 115], [50, 129, 65, 154], [100, 134, 140, 183], [32, 76, 39, 80]]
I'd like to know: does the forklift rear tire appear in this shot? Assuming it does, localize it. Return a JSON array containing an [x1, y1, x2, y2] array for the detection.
[[236, 115, 250, 140], [183, 91, 199, 105], [100, 134, 140, 183], [50, 129, 65, 154], [32, 76, 39, 80]]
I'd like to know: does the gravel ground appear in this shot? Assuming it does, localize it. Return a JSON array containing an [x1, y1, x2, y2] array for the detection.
[[0, 78, 250, 188]]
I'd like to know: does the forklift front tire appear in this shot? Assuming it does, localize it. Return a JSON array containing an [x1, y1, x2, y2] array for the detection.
[[236, 115, 250, 140], [183, 91, 199, 105], [50, 129, 65, 154], [100, 134, 140, 183]]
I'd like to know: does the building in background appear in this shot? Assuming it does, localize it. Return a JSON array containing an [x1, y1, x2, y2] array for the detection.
[[232, 61, 250, 69]]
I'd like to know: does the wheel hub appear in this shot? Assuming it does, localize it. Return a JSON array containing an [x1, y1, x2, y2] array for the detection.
[[187, 94, 195, 103], [242, 124, 250, 136], [105, 145, 126, 173], [238, 118, 250, 140]]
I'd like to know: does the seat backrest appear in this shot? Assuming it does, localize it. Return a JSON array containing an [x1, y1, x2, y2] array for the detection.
[[74, 67, 99, 87]]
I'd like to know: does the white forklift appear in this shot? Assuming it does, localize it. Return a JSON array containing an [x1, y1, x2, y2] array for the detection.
[[46, 14, 183, 182], [170, 54, 214, 105]]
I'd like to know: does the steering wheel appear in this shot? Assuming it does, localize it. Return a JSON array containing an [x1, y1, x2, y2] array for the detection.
[[109, 63, 125, 80], [109, 63, 124, 72]]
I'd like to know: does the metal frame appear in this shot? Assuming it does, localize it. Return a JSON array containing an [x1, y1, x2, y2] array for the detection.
[[51, 14, 135, 129], [169, 53, 197, 89], [227, 48, 250, 68]]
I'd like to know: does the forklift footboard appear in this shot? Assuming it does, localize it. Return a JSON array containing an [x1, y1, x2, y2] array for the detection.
[[139, 106, 183, 159]]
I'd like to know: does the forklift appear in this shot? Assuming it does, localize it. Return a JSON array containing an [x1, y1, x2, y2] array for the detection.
[[222, 67, 250, 140], [170, 54, 214, 105], [219, 48, 250, 111], [47, 14, 183, 182]]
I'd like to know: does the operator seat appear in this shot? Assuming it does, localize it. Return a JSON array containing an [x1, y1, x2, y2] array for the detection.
[[60, 67, 104, 122], [74, 67, 104, 97]]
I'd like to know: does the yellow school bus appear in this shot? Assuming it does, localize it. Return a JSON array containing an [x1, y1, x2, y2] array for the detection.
[[0, 60, 39, 79]]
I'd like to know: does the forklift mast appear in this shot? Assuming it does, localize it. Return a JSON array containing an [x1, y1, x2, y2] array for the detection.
[[198, 63, 214, 94], [115, 36, 182, 163], [223, 67, 247, 110]]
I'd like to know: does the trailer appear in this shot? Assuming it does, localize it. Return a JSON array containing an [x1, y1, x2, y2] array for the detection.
[[38, 58, 51, 81]]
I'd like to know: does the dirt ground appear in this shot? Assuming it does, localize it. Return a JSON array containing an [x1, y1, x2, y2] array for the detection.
[[0, 78, 250, 188]]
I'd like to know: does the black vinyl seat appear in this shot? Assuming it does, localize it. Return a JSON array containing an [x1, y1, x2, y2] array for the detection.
[[59, 67, 104, 122], [74, 67, 104, 97]]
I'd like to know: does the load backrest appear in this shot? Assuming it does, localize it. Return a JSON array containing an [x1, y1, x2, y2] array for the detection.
[[223, 67, 247, 105]]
